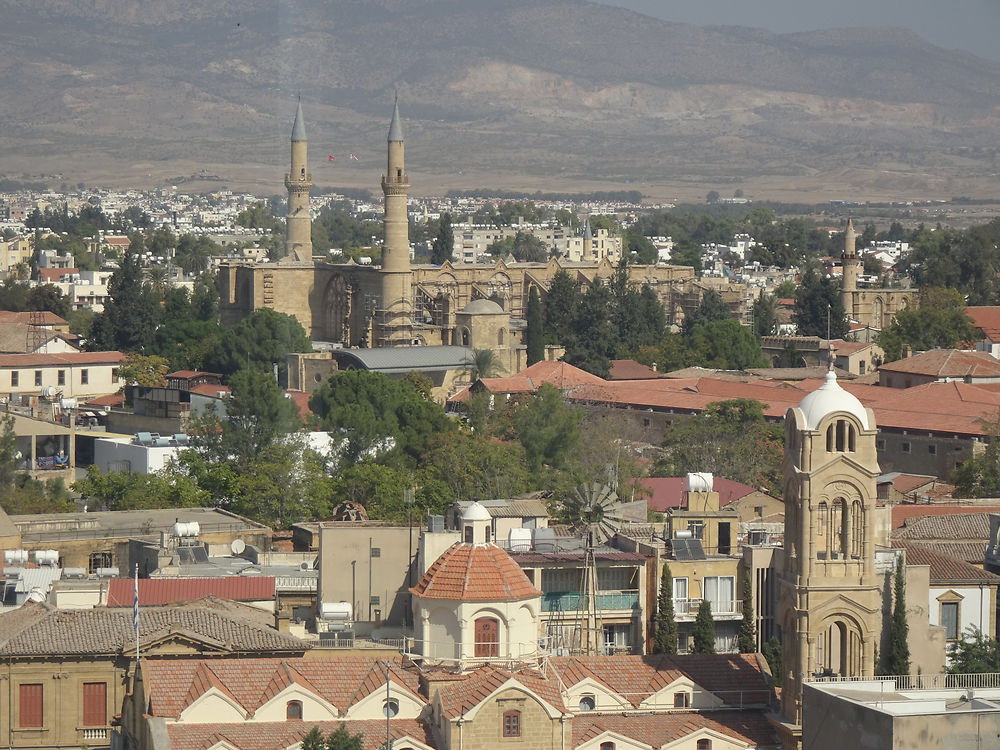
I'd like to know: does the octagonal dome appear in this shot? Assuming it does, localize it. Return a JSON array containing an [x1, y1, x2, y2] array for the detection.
[[459, 299, 504, 315], [797, 370, 870, 430]]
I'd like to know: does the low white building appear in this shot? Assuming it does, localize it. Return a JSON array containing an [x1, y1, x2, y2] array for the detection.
[[0, 351, 124, 400]]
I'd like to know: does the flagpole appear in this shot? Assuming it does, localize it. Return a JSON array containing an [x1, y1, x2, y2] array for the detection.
[[134, 563, 140, 666]]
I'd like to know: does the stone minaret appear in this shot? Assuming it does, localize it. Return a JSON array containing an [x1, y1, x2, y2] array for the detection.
[[283, 99, 313, 263], [378, 97, 413, 345], [777, 368, 882, 739], [840, 218, 859, 319], [582, 217, 593, 260]]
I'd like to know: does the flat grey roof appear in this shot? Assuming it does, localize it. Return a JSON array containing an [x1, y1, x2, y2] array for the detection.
[[10, 507, 268, 542]]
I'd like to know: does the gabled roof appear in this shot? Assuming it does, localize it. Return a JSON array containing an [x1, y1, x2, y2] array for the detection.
[[0, 601, 305, 656], [573, 710, 778, 749], [898, 543, 997, 582], [893, 511, 993, 540], [966, 306, 1000, 341], [432, 664, 566, 718], [0, 310, 68, 326], [633, 477, 764, 513], [609, 359, 665, 381], [145, 657, 422, 720], [476, 360, 606, 396], [410, 543, 541, 601], [107, 577, 276, 607], [878, 349, 1000, 378]]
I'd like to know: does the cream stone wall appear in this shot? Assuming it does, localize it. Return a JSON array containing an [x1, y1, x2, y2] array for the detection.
[[445, 685, 565, 750]]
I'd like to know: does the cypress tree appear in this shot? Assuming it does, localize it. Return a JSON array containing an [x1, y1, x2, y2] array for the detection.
[[737, 570, 757, 653], [692, 599, 716, 654], [885, 557, 910, 675], [653, 564, 678, 654], [430, 212, 454, 265], [526, 285, 544, 365]]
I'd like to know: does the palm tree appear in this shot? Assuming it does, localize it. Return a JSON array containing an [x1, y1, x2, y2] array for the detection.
[[465, 348, 503, 382], [144, 266, 170, 301]]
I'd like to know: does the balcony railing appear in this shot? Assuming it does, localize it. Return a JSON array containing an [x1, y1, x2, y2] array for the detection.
[[673, 598, 742, 616], [541, 590, 639, 612]]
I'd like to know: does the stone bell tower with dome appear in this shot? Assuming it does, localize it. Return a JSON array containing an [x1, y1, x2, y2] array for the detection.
[[777, 362, 882, 733]]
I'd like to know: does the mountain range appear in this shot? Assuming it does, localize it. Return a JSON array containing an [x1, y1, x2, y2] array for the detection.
[[2, 0, 999, 201]]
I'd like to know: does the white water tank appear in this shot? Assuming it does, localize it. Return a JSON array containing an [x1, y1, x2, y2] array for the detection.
[[508, 527, 532, 553], [34, 549, 59, 566], [4, 549, 28, 564], [173, 521, 200, 538], [320, 601, 353, 621], [686, 472, 713, 493]]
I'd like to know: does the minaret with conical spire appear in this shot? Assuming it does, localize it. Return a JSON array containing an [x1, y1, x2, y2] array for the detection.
[[378, 96, 413, 345], [841, 218, 859, 320], [283, 98, 313, 262], [582, 217, 593, 260]]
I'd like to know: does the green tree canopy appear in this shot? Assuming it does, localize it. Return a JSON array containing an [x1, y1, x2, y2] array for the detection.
[[88, 248, 161, 352], [737, 570, 756, 653], [653, 564, 678, 654], [882, 557, 910, 675], [430, 212, 454, 265], [207, 308, 310, 382], [948, 626, 1000, 674], [692, 599, 716, 654], [525, 286, 544, 365], [794, 266, 848, 338], [876, 287, 979, 362], [309, 370, 454, 468], [513, 383, 582, 474]]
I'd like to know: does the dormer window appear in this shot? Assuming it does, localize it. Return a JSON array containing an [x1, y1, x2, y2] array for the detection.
[[579, 695, 596, 711], [383, 699, 399, 718], [286, 700, 302, 720]]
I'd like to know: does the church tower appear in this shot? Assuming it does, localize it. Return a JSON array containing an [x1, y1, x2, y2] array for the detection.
[[377, 97, 413, 346], [777, 364, 882, 731], [283, 99, 313, 263], [840, 218, 859, 320]]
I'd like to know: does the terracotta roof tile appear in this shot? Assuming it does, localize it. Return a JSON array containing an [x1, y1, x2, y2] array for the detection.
[[0, 351, 124, 367], [433, 664, 566, 718], [107, 577, 275, 606], [893, 512, 992, 540], [573, 710, 778, 748], [878, 349, 1000, 378], [968, 307, 1000, 341], [898, 542, 998, 582], [891, 505, 1000, 530], [410, 543, 541, 601], [166, 719, 433, 750]]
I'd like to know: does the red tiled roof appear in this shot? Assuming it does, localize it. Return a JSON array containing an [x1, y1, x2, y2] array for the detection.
[[167, 370, 221, 379], [967, 306, 1000, 341], [477, 360, 606, 395], [878, 349, 1000, 378], [608, 359, 666, 380], [107, 577, 276, 607], [0, 310, 68, 326], [83, 393, 124, 407], [433, 664, 566, 718], [573, 710, 778, 749], [145, 657, 422, 719], [898, 543, 998, 582], [0, 351, 124, 367], [189, 384, 230, 397], [284, 390, 312, 421], [891, 506, 1000, 530], [633, 477, 762, 513], [38, 267, 79, 282], [166, 719, 433, 750], [410, 543, 541, 601]]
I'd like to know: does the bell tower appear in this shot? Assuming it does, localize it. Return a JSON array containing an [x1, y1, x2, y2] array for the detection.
[[377, 96, 413, 346], [283, 98, 313, 263], [777, 363, 882, 731]]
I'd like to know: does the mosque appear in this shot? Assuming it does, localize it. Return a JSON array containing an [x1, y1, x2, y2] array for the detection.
[[217, 100, 695, 372]]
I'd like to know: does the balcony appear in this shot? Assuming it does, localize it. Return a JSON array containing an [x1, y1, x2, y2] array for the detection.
[[674, 598, 743, 620], [541, 590, 639, 612]]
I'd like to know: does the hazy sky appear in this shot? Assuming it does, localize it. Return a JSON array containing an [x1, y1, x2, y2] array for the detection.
[[595, 0, 1000, 62]]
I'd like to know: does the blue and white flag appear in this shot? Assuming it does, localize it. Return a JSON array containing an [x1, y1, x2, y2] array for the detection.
[[133, 566, 139, 632]]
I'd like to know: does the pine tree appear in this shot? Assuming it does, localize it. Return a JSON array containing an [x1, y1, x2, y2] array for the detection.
[[300, 727, 326, 750], [762, 636, 783, 686], [525, 285, 544, 365], [884, 557, 911, 675], [692, 599, 716, 654], [430, 213, 454, 265], [326, 723, 364, 750], [737, 570, 757, 653], [653, 564, 678, 654]]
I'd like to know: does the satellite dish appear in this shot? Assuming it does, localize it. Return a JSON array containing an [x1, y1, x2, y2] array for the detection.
[[230, 539, 246, 555]]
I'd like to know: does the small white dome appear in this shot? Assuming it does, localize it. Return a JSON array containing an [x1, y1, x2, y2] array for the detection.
[[797, 370, 870, 430], [461, 501, 492, 522]]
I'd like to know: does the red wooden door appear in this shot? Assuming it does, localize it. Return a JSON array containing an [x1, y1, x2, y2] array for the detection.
[[474, 617, 499, 657]]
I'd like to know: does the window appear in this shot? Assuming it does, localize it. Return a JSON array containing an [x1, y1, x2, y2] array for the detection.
[[941, 601, 959, 640], [502, 710, 520, 737], [19, 683, 43, 728], [876, 439, 886, 450], [859, 361, 866, 375], [600, 743, 616, 750], [578, 695, 596, 711], [673, 576, 689, 613], [928, 445, 937, 455], [11, 371, 18, 387], [902, 442, 911, 454], [34, 370, 42, 386], [687, 520, 704, 539], [703, 576, 736, 614], [464, 526, 473, 543], [81, 369, 89, 385], [383, 699, 399, 718], [370, 547, 381, 558], [83, 683, 106, 726], [286, 700, 302, 719], [88, 551, 112, 574], [57, 370, 65, 386], [112, 368, 119, 383], [674, 692, 690, 707], [697, 740, 712, 750]]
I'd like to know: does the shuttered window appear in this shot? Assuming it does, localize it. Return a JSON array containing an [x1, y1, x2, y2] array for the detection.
[[19, 683, 43, 728], [83, 682, 107, 726]]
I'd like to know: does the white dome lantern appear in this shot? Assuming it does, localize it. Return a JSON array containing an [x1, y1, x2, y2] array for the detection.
[[797, 370, 869, 430], [461, 501, 493, 544]]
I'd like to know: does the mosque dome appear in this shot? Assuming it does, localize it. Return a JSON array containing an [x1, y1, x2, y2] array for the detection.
[[459, 299, 504, 315], [797, 370, 870, 430]]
